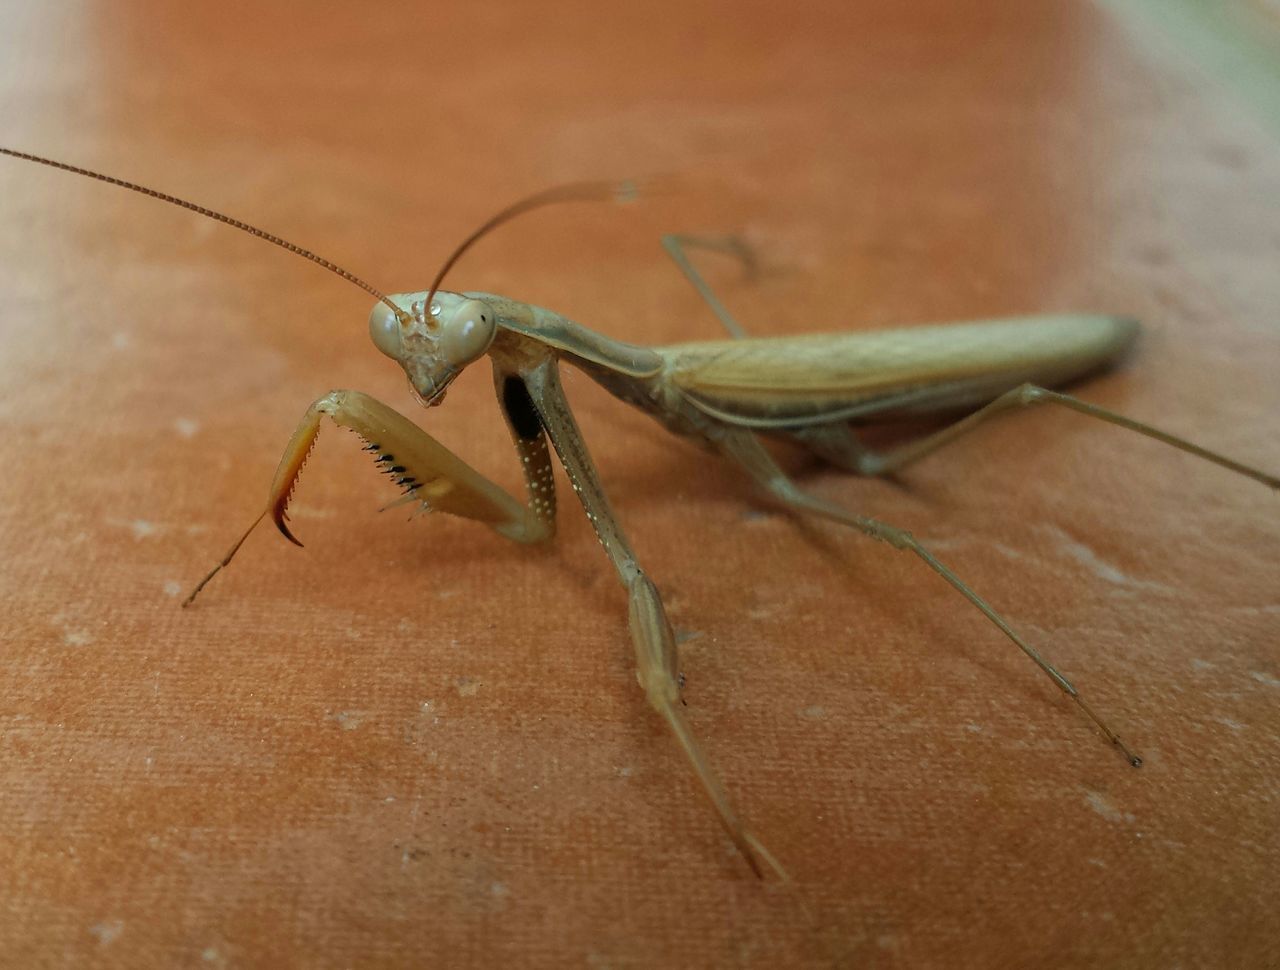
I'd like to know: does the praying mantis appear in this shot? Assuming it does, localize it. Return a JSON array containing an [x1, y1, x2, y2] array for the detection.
[[2, 147, 1276, 880]]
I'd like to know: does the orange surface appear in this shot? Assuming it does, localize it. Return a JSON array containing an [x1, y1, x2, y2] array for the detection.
[[1, 2, 1278, 967]]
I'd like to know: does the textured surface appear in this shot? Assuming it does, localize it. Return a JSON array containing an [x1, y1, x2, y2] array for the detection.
[[1, 2, 1278, 967]]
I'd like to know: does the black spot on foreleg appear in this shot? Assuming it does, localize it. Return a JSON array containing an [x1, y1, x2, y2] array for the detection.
[[502, 376, 543, 441]]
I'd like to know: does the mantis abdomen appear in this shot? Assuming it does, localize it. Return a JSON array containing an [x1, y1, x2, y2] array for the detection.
[[658, 313, 1139, 427]]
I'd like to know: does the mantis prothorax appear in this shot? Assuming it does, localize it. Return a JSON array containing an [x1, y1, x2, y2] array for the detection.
[[3, 146, 1275, 880]]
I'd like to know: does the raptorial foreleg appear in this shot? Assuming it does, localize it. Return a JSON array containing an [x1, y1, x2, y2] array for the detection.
[[184, 389, 550, 605]]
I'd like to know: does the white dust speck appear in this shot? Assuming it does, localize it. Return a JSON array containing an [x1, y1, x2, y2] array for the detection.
[[286, 504, 334, 520], [491, 881, 510, 898], [456, 677, 479, 697], [90, 920, 124, 945], [990, 541, 1025, 561], [174, 418, 200, 438], [800, 705, 826, 719], [964, 722, 984, 734], [130, 520, 158, 540], [107, 517, 163, 540], [1083, 789, 1134, 824], [63, 630, 92, 647], [616, 766, 633, 778], [163, 581, 183, 597], [925, 536, 1026, 562], [330, 710, 369, 731], [1041, 525, 1172, 593], [1190, 658, 1216, 671], [1250, 671, 1280, 688], [1229, 604, 1280, 616], [1213, 716, 1245, 732]]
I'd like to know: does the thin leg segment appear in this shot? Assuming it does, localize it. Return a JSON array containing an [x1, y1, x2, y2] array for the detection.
[[184, 389, 550, 605], [661, 233, 757, 339], [719, 430, 1143, 767], [860, 383, 1280, 488], [516, 360, 785, 879], [784, 424, 882, 475]]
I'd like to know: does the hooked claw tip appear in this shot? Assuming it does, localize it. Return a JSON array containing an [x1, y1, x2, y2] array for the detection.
[[273, 514, 304, 547]]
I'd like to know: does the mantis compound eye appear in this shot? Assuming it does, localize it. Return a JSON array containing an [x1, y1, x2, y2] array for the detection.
[[368, 301, 404, 360], [439, 298, 497, 368]]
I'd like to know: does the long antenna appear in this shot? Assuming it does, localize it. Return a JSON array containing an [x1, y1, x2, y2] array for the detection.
[[0, 146, 407, 321], [423, 178, 641, 314]]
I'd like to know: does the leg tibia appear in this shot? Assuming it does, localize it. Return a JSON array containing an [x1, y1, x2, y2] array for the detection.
[[661, 233, 756, 339], [867, 383, 1278, 489], [628, 573, 786, 880], [720, 431, 1142, 766]]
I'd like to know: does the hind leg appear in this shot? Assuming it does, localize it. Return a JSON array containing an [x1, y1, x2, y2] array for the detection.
[[719, 428, 1144, 766]]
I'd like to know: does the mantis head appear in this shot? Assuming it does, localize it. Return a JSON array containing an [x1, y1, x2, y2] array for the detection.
[[369, 291, 498, 405], [367, 177, 640, 406]]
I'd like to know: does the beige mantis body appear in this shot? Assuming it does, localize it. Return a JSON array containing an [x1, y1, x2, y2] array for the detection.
[[3, 147, 1275, 879]]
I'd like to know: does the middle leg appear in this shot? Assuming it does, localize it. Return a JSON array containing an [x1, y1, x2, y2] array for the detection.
[[516, 358, 786, 879]]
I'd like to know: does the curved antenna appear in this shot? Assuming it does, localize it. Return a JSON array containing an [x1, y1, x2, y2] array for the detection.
[[424, 178, 642, 314], [0, 146, 408, 322]]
